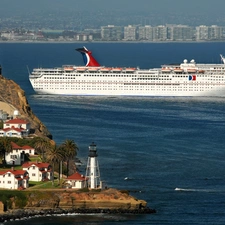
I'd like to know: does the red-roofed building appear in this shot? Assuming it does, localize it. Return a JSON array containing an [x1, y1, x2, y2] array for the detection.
[[0, 118, 30, 138], [21, 145, 35, 155], [0, 127, 28, 138], [5, 142, 35, 166], [4, 118, 30, 130], [22, 162, 52, 182], [5, 142, 24, 166], [65, 172, 88, 189], [0, 168, 29, 189]]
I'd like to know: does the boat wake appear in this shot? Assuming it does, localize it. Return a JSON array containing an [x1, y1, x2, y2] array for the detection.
[[175, 187, 225, 193]]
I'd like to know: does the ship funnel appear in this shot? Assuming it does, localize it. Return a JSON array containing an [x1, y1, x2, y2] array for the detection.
[[76, 47, 100, 67]]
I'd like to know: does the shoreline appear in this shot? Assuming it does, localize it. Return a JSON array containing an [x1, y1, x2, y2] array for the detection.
[[0, 40, 225, 44], [0, 207, 156, 223]]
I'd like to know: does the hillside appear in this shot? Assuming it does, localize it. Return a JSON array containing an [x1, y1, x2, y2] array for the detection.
[[0, 73, 52, 139]]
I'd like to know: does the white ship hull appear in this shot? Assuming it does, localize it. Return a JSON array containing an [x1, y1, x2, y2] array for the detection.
[[29, 71, 225, 97], [29, 47, 225, 97]]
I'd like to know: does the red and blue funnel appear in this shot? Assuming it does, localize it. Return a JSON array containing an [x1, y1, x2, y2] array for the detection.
[[76, 46, 100, 67]]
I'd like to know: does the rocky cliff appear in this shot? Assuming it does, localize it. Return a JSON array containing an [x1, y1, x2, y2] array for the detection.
[[0, 188, 156, 222], [25, 188, 147, 210], [0, 74, 52, 139]]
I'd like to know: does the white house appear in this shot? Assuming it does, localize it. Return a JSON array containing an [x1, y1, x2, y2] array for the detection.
[[5, 142, 25, 166], [21, 145, 35, 156], [0, 168, 29, 190], [4, 118, 30, 130], [5, 142, 35, 166], [22, 162, 52, 182], [65, 172, 88, 189], [0, 118, 30, 138]]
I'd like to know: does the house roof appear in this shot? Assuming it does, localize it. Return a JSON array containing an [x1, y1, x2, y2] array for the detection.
[[3, 127, 24, 133], [22, 162, 50, 169], [66, 172, 87, 181], [5, 118, 29, 124], [22, 145, 34, 150], [0, 169, 27, 176], [11, 142, 23, 149], [10, 142, 34, 151]]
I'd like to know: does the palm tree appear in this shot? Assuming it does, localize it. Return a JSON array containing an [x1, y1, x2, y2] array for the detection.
[[34, 137, 51, 162], [61, 139, 79, 177], [46, 144, 64, 185], [0, 137, 12, 166]]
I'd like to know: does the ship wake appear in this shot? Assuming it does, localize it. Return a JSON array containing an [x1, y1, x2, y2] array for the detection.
[[175, 187, 225, 193]]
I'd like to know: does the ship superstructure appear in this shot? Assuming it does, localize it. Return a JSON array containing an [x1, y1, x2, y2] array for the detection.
[[29, 47, 225, 96]]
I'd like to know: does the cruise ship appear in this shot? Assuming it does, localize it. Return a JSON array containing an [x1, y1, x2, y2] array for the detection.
[[29, 47, 225, 96]]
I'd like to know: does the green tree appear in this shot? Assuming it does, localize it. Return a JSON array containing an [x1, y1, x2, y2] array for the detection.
[[34, 137, 51, 162], [61, 139, 79, 177], [46, 144, 63, 185], [0, 137, 12, 166]]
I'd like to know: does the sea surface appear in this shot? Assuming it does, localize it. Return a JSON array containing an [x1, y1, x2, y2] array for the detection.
[[1, 42, 225, 224]]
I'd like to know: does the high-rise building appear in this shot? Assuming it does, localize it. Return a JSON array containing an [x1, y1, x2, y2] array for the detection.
[[138, 25, 153, 41], [101, 25, 123, 41], [124, 25, 137, 41], [196, 25, 209, 41], [168, 25, 194, 41], [153, 25, 168, 41]]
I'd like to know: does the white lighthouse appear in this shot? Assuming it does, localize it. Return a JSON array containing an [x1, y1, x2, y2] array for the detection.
[[85, 142, 101, 189]]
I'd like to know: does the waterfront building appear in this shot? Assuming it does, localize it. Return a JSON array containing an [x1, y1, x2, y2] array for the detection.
[[65, 172, 88, 189], [101, 25, 123, 41], [124, 25, 137, 41], [153, 25, 168, 41], [4, 118, 30, 131], [85, 142, 101, 189], [5, 142, 25, 166], [5, 142, 35, 166], [75, 34, 93, 41], [196, 25, 210, 41], [169, 24, 194, 41], [208, 25, 223, 40], [0, 118, 30, 138], [22, 162, 52, 182], [0, 168, 29, 190], [138, 25, 153, 41]]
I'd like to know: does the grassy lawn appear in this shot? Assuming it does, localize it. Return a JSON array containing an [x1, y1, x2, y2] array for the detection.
[[0, 164, 22, 170], [28, 180, 62, 189]]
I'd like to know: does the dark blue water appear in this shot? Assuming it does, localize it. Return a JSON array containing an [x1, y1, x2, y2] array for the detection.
[[2, 42, 225, 225]]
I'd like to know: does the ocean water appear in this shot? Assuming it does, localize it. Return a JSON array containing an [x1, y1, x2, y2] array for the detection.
[[1, 42, 225, 224]]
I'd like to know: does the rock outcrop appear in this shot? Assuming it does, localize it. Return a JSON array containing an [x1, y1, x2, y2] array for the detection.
[[0, 74, 52, 139], [24, 188, 147, 210], [0, 189, 156, 222]]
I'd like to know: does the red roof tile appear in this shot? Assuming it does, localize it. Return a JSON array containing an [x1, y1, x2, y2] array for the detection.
[[22, 162, 50, 169], [11, 142, 22, 149], [0, 169, 27, 176], [22, 145, 34, 150], [5, 118, 29, 124], [3, 127, 24, 132], [66, 172, 87, 181]]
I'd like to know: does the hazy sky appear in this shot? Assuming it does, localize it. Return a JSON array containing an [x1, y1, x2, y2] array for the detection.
[[1, 0, 225, 15]]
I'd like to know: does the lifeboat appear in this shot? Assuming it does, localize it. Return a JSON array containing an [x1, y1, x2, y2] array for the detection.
[[76, 67, 87, 71], [64, 67, 74, 71], [198, 70, 205, 74], [100, 67, 112, 72], [173, 67, 183, 73], [87, 68, 99, 72], [125, 68, 136, 72], [112, 67, 122, 72], [161, 67, 171, 72]]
